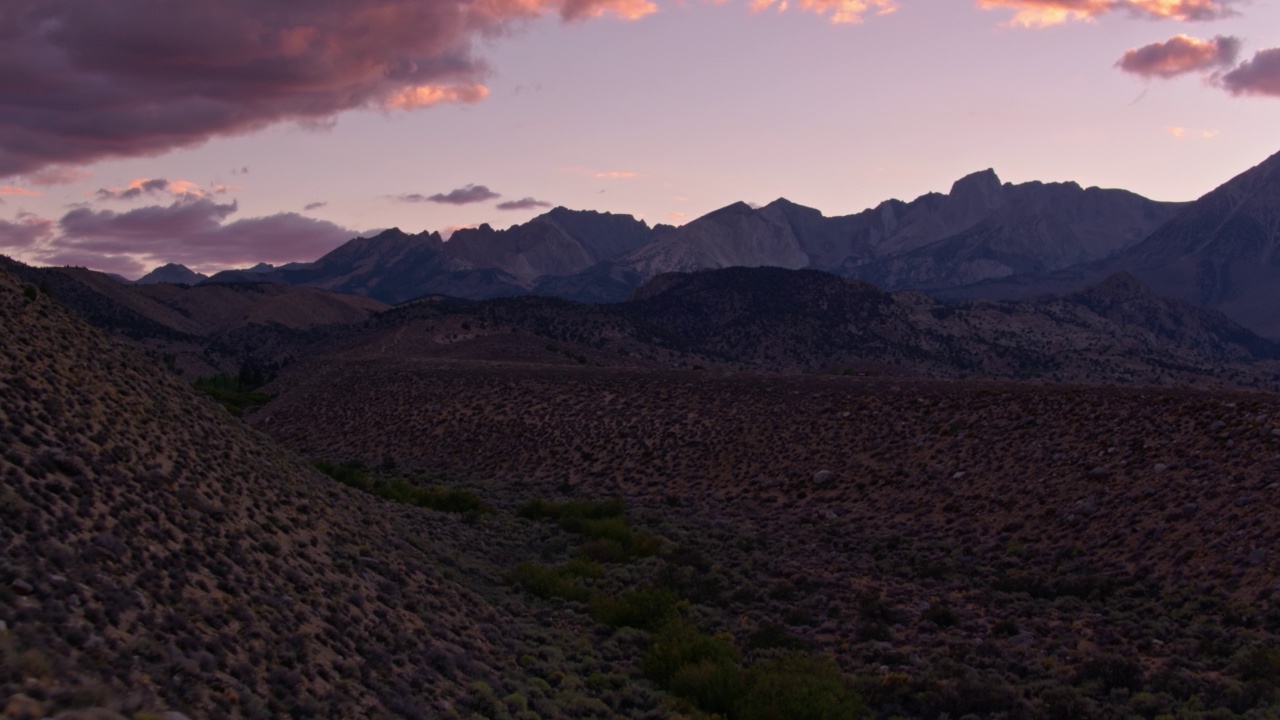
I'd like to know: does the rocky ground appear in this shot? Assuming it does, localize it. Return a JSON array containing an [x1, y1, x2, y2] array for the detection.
[[259, 358, 1280, 718]]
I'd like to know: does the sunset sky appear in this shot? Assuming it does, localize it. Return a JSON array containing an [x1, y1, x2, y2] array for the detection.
[[2, 0, 1278, 278]]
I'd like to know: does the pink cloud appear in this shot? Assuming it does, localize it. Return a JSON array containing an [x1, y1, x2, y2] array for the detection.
[[977, 0, 1239, 26], [750, 0, 896, 23], [0, 186, 41, 197], [562, 0, 659, 20], [0, 0, 658, 178], [1117, 35, 1239, 79], [96, 178, 172, 201], [95, 178, 233, 201], [1219, 47, 1280, 98], [383, 84, 490, 110], [442, 224, 480, 239]]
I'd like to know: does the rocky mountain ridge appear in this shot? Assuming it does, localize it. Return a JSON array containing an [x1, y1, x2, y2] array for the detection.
[[180, 166, 1184, 307], [943, 149, 1280, 337]]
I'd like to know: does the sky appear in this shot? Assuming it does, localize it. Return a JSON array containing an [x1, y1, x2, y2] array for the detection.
[[1, 0, 1278, 279]]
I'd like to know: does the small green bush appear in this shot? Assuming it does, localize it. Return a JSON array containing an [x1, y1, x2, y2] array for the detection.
[[510, 559, 603, 603], [735, 653, 869, 720], [516, 497, 626, 526], [590, 588, 680, 631], [312, 461, 487, 515], [575, 538, 627, 564], [642, 619, 739, 686], [518, 496, 658, 560], [194, 374, 272, 417]]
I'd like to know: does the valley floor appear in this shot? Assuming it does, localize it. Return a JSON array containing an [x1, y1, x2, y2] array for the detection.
[[252, 361, 1280, 718]]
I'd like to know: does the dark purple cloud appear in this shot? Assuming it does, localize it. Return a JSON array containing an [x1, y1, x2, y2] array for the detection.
[[304, 201, 328, 211], [0, 0, 655, 179], [496, 197, 553, 210], [398, 184, 501, 205], [35, 249, 148, 278], [96, 178, 172, 201], [0, 215, 54, 249], [394, 194, 432, 203], [1117, 34, 1240, 79], [25, 166, 92, 186], [1220, 47, 1280, 98], [28, 196, 354, 271]]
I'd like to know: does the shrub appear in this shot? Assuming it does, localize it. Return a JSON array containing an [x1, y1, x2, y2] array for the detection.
[[510, 559, 603, 603], [580, 517, 661, 559], [642, 619, 739, 687], [575, 538, 627, 564], [670, 658, 743, 716], [312, 461, 487, 515], [921, 604, 959, 628], [746, 623, 807, 652], [516, 497, 626, 526], [518, 496, 658, 560], [590, 588, 680, 631], [194, 374, 272, 417], [735, 653, 869, 720]]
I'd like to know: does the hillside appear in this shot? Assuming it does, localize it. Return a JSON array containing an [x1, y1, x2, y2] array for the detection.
[[0, 256, 387, 378], [348, 267, 1280, 389], [0, 272, 664, 719], [7, 260, 1280, 718]]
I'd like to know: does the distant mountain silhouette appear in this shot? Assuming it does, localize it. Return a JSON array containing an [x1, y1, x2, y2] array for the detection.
[[446, 207, 654, 282], [206, 228, 525, 303], [172, 167, 1179, 306], [60, 150, 1280, 337], [944, 149, 1280, 338], [134, 263, 209, 285]]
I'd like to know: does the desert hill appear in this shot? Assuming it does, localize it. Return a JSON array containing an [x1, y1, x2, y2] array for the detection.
[[6, 251, 1280, 717], [0, 270, 683, 718], [0, 255, 387, 378], [332, 266, 1280, 389], [8, 252, 1278, 391]]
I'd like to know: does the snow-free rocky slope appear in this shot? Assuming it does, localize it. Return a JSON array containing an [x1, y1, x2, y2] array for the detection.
[[0, 269, 651, 718]]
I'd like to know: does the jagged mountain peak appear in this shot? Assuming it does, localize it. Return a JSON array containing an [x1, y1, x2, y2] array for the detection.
[[704, 200, 759, 218], [135, 263, 208, 285], [949, 168, 1005, 210]]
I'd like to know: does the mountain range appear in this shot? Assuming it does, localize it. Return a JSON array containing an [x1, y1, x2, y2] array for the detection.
[[944, 148, 1280, 337], [185, 168, 1182, 304], [116, 149, 1280, 339]]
